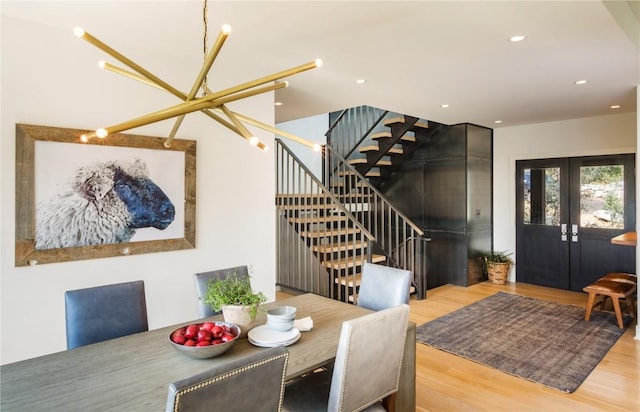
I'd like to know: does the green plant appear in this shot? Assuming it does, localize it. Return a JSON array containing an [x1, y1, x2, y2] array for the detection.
[[480, 250, 513, 275], [204, 274, 267, 319], [484, 250, 513, 264]]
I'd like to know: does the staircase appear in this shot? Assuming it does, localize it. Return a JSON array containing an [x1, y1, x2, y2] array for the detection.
[[276, 106, 430, 303]]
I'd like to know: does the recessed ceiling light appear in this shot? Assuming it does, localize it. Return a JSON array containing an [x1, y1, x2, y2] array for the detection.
[[494, 120, 503, 124], [575, 80, 588, 85], [610, 105, 621, 109], [355, 79, 366, 84], [509, 35, 526, 42], [274, 102, 283, 106], [441, 104, 450, 108]]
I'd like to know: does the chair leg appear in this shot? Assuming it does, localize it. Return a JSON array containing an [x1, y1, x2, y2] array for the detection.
[[584, 292, 596, 321], [625, 295, 636, 320], [611, 297, 624, 329]]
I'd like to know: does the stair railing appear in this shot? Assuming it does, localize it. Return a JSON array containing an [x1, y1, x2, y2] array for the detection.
[[323, 143, 428, 298], [275, 139, 376, 302], [326, 105, 388, 161]]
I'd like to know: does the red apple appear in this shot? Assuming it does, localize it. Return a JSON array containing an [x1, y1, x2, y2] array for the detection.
[[197, 329, 212, 342], [184, 324, 199, 339]]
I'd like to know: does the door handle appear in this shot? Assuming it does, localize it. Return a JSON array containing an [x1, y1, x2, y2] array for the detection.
[[571, 224, 578, 242], [561, 224, 567, 242]]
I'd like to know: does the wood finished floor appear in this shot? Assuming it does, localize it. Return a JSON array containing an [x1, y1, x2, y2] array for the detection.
[[277, 281, 639, 411]]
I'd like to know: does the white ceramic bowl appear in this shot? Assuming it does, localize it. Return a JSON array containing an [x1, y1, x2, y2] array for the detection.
[[267, 306, 297, 320], [168, 321, 241, 359], [266, 306, 297, 331]]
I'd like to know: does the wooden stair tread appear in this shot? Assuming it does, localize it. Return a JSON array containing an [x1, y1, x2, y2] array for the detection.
[[360, 145, 379, 153], [300, 228, 360, 238], [383, 117, 405, 126], [365, 170, 381, 177], [388, 147, 404, 155], [348, 158, 367, 165], [277, 204, 337, 211], [371, 131, 415, 142], [313, 241, 367, 253], [288, 215, 347, 224], [371, 132, 392, 140], [376, 159, 392, 166], [383, 117, 429, 129], [322, 254, 386, 270]]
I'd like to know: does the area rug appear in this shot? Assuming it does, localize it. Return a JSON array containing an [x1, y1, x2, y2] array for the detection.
[[415, 292, 630, 393]]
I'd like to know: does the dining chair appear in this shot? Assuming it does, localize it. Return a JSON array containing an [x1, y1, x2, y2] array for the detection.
[[193, 265, 250, 317], [65, 280, 148, 349], [356, 262, 412, 311], [282, 304, 410, 412], [166, 346, 289, 412]]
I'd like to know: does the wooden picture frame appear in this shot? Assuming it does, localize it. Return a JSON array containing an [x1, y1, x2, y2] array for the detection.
[[15, 124, 196, 266]]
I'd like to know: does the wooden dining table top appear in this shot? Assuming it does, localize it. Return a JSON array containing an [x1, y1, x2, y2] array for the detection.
[[1, 293, 407, 411]]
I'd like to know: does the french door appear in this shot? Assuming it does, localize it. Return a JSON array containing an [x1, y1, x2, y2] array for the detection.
[[515, 154, 635, 292]]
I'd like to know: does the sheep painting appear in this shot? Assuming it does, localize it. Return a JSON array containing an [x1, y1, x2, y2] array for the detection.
[[35, 158, 176, 250]]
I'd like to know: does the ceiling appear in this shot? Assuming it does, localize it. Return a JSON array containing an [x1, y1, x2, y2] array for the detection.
[[2, 1, 638, 129]]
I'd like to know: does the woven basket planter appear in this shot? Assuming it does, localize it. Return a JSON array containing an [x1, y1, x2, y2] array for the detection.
[[487, 262, 510, 285]]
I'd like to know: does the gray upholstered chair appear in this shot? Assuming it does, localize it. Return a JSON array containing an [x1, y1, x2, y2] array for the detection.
[[166, 346, 289, 412], [282, 304, 410, 412], [193, 265, 250, 318], [356, 262, 412, 311], [65, 280, 148, 349]]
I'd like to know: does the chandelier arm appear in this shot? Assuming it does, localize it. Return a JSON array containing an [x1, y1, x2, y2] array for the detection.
[[198, 60, 319, 106], [222, 109, 318, 149], [219, 105, 254, 140], [76, 29, 187, 100], [100, 62, 164, 90], [91, 81, 287, 138], [166, 25, 231, 148]]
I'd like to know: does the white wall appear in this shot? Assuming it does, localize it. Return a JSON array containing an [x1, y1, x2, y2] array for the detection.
[[1, 14, 277, 363], [493, 112, 637, 281], [277, 114, 329, 177]]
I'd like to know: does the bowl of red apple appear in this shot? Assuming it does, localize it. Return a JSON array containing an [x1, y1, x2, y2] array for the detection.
[[169, 321, 241, 359]]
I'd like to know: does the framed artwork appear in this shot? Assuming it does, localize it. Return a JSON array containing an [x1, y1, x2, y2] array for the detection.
[[15, 123, 196, 266]]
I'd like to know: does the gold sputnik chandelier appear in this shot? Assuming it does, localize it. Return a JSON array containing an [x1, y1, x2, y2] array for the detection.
[[74, 0, 321, 152]]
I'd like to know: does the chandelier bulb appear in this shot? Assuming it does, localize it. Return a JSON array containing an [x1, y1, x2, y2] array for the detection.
[[80, 134, 88, 143], [315, 59, 323, 67], [313, 143, 321, 152], [221, 24, 232, 34], [73, 27, 85, 38], [96, 128, 108, 138], [249, 136, 259, 146], [98, 60, 106, 69]]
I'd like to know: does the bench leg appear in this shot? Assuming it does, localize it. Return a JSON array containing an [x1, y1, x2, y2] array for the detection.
[[584, 292, 596, 322], [611, 297, 624, 329]]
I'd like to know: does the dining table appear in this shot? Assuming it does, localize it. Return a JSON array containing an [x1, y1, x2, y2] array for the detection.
[[1, 293, 416, 411]]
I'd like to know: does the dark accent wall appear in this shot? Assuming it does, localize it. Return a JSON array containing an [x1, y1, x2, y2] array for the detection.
[[381, 123, 493, 288]]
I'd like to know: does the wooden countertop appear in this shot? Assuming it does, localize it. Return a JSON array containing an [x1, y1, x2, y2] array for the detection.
[[611, 231, 636, 246]]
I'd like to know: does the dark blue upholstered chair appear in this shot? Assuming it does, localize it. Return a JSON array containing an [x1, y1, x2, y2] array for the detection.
[[65, 280, 148, 349]]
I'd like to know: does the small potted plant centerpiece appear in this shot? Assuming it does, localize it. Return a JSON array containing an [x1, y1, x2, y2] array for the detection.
[[204, 273, 267, 336], [482, 250, 513, 285]]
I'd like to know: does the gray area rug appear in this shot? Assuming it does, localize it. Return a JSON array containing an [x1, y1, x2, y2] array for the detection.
[[416, 292, 630, 393]]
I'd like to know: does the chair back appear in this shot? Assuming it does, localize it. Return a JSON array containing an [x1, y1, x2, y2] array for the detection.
[[357, 262, 411, 311], [166, 346, 289, 412], [65, 280, 148, 349], [329, 304, 410, 411], [193, 265, 250, 317]]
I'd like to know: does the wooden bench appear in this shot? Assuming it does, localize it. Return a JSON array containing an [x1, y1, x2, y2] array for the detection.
[[583, 279, 636, 329]]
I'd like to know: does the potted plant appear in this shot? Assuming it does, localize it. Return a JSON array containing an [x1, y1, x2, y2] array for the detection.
[[204, 273, 267, 335], [482, 250, 513, 285]]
